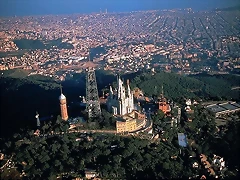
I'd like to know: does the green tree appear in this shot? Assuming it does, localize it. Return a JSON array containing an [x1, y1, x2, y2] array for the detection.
[[152, 109, 165, 127]]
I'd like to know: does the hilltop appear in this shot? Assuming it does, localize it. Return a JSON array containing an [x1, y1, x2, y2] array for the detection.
[[1, 69, 239, 102], [0, 69, 239, 138]]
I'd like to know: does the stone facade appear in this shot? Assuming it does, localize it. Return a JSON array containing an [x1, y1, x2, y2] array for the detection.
[[116, 110, 146, 133], [107, 77, 134, 116]]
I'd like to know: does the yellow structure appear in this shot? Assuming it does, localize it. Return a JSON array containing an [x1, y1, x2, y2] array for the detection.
[[59, 86, 68, 121], [116, 110, 145, 133]]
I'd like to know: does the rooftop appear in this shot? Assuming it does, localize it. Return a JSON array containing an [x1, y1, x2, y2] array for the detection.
[[178, 133, 188, 147], [59, 93, 66, 100], [231, 102, 240, 108], [206, 104, 227, 113], [219, 103, 240, 111]]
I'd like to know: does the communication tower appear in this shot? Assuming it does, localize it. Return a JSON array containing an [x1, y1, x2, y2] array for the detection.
[[86, 68, 101, 118]]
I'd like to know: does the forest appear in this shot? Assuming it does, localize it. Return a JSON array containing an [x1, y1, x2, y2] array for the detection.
[[1, 105, 239, 179], [13, 38, 74, 50], [129, 71, 240, 101]]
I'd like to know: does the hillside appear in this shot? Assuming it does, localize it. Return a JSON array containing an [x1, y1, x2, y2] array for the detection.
[[130, 72, 240, 101], [0, 70, 239, 138]]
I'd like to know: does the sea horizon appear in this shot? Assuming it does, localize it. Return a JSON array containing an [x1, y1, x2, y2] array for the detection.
[[0, 0, 239, 17]]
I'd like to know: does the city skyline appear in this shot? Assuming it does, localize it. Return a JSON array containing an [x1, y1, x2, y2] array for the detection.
[[0, 0, 239, 16]]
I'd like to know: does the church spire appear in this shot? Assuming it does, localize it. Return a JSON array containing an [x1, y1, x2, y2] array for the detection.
[[109, 85, 113, 95], [117, 75, 122, 99], [127, 79, 131, 96]]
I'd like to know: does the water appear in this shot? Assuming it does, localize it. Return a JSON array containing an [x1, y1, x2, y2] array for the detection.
[[0, 0, 239, 17]]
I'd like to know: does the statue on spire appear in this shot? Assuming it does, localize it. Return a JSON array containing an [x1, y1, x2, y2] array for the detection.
[[127, 79, 131, 96]]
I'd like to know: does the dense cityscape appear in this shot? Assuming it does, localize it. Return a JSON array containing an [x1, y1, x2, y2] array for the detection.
[[0, 1, 240, 179], [0, 9, 240, 80]]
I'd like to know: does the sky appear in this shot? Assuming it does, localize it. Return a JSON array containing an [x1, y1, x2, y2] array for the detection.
[[0, 0, 239, 16]]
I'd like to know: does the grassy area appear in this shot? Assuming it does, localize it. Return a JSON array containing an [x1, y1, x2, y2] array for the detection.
[[1, 69, 31, 78], [0, 50, 29, 58], [13, 38, 74, 50]]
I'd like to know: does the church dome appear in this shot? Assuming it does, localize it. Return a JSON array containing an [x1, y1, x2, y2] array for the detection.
[[59, 93, 66, 100]]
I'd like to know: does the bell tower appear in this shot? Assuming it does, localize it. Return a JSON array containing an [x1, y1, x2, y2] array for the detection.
[[59, 85, 68, 121]]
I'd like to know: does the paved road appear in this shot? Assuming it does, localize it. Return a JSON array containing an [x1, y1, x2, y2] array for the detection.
[[69, 129, 117, 134], [129, 111, 153, 134], [39, 112, 153, 138], [231, 86, 240, 90]]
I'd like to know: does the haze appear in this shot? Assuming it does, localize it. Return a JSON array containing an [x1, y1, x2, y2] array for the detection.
[[0, 0, 239, 16]]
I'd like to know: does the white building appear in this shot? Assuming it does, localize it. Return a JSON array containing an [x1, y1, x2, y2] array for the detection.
[[107, 76, 134, 115]]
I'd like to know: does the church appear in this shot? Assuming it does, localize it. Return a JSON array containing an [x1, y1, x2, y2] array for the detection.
[[106, 76, 134, 116]]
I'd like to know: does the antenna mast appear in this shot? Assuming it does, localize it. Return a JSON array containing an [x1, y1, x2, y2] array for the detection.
[[86, 68, 101, 118]]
